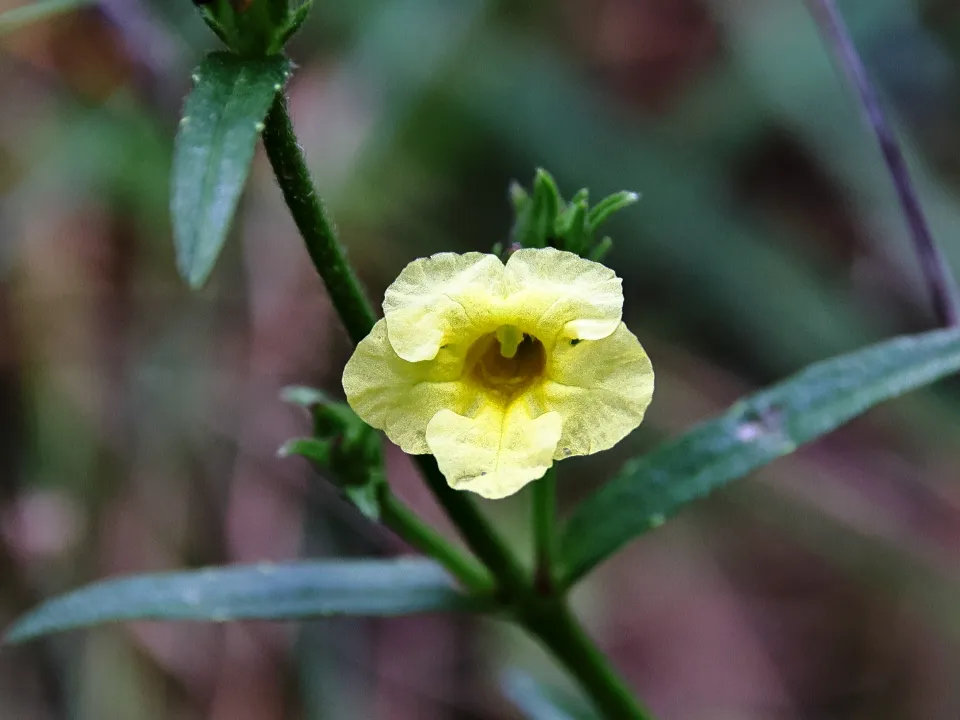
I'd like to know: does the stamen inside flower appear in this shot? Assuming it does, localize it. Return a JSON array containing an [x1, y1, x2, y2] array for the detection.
[[495, 324, 523, 358], [468, 326, 546, 397]]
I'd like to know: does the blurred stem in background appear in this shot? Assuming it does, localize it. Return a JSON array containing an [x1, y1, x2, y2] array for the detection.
[[259, 91, 653, 719], [809, 0, 960, 327]]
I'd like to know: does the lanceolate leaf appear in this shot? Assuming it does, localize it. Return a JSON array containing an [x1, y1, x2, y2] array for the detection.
[[171, 52, 291, 288], [6, 559, 478, 644], [560, 328, 960, 586]]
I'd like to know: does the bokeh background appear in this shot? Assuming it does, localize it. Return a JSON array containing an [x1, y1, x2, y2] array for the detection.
[[3, 0, 960, 718]]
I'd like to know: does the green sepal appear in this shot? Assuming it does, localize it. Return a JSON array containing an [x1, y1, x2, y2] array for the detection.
[[275, 0, 313, 49], [345, 482, 384, 522], [280, 386, 386, 520], [504, 169, 639, 261], [266, 0, 289, 26], [586, 191, 639, 230], [588, 237, 613, 262], [510, 168, 560, 250], [277, 437, 331, 465], [196, 0, 313, 56], [508, 181, 528, 213], [554, 193, 589, 256], [197, 0, 241, 52], [531, 169, 561, 247]]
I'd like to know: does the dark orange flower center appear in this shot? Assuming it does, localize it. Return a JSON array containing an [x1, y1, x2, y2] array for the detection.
[[468, 327, 546, 398]]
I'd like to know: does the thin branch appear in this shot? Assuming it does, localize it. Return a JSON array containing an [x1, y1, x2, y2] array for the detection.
[[809, 0, 960, 327], [260, 94, 528, 594], [261, 89, 653, 720]]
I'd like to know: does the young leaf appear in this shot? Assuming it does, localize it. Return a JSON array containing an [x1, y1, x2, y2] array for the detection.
[[560, 327, 960, 586], [171, 52, 291, 288], [0, 0, 91, 35], [531, 168, 561, 246], [279, 384, 385, 507], [511, 169, 561, 249], [586, 191, 639, 230], [6, 559, 480, 644], [554, 197, 588, 255], [277, 436, 331, 465], [275, 0, 314, 48]]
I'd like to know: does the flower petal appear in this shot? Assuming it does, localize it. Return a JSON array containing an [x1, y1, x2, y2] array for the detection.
[[503, 247, 622, 344], [539, 323, 654, 458], [383, 252, 505, 362], [342, 319, 477, 454], [425, 403, 562, 499]]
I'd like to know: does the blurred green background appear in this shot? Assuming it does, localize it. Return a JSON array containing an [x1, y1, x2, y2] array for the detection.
[[4, 0, 960, 717]]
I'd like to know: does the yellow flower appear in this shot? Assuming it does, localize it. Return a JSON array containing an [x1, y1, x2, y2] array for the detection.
[[341, 248, 654, 499]]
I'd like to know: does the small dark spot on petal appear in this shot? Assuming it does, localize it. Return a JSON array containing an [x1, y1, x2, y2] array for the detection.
[[570, 339, 582, 346]]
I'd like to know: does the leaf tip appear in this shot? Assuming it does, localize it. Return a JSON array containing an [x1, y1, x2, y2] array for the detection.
[[4, 616, 39, 646], [280, 385, 329, 408], [185, 265, 212, 290]]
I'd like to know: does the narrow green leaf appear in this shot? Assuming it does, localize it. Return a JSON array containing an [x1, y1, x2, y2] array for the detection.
[[275, 0, 314, 49], [509, 181, 529, 213], [345, 484, 382, 521], [6, 559, 478, 644], [278, 437, 331, 465], [0, 0, 91, 35], [501, 670, 597, 720], [196, 2, 236, 49], [560, 328, 960, 586], [569, 188, 590, 206], [554, 198, 588, 254], [171, 53, 291, 288], [586, 191, 639, 230], [532, 168, 561, 245], [587, 236, 613, 263]]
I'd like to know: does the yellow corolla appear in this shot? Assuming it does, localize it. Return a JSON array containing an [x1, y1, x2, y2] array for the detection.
[[341, 248, 654, 499]]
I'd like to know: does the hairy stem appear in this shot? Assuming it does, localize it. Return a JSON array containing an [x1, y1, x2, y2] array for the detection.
[[809, 0, 960, 327], [262, 90, 652, 719], [261, 93, 528, 597], [261, 94, 377, 345]]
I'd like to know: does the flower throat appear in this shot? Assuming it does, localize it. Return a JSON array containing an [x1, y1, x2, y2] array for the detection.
[[469, 325, 546, 397]]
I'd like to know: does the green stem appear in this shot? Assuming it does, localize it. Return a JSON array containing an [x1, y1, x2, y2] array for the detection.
[[379, 488, 494, 595], [519, 600, 653, 720], [413, 454, 529, 599], [262, 89, 652, 719], [261, 94, 377, 346], [261, 93, 528, 599], [532, 467, 557, 593]]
